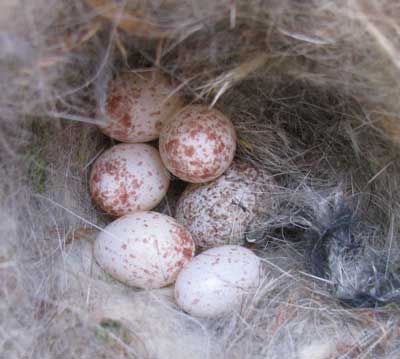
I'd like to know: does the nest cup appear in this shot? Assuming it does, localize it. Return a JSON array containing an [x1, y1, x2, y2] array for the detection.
[[2, 0, 400, 358]]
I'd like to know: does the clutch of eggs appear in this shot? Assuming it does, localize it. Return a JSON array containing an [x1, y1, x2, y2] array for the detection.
[[94, 211, 195, 289], [90, 143, 169, 216], [174, 245, 262, 318], [159, 105, 237, 183], [98, 70, 183, 143], [175, 160, 277, 248]]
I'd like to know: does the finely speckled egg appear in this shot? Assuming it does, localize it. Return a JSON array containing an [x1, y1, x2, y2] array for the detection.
[[99, 71, 183, 143], [174, 245, 261, 318], [94, 211, 195, 289], [90, 143, 169, 216], [159, 105, 236, 183], [175, 160, 276, 248]]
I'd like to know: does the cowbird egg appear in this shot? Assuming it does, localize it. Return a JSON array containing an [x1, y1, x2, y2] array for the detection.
[[94, 211, 195, 289], [99, 71, 183, 143], [159, 105, 236, 183], [175, 160, 276, 248], [90, 143, 169, 216], [174, 245, 261, 318]]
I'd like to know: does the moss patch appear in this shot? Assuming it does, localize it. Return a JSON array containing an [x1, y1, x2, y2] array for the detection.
[[26, 121, 49, 194]]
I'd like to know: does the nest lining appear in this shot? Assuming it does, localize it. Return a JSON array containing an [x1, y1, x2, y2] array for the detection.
[[2, 0, 400, 358]]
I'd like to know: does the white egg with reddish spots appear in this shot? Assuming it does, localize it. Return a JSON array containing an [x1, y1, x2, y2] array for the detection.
[[99, 71, 183, 143], [159, 105, 236, 183], [89, 143, 169, 217], [176, 160, 277, 248], [174, 245, 261, 318], [94, 211, 195, 289]]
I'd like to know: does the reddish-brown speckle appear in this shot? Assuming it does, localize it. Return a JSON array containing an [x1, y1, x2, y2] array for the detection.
[[98, 72, 183, 143], [155, 121, 162, 130], [89, 144, 169, 216], [165, 139, 180, 154], [95, 212, 195, 289], [92, 172, 101, 183], [184, 146, 195, 157], [119, 186, 129, 204], [183, 247, 194, 260], [213, 142, 226, 154], [159, 105, 236, 183], [175, 160, 276, 247]]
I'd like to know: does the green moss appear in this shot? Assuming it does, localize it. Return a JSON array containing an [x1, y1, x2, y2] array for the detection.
[[26, 121, 50, 194], [95, 327, 109, 341], [100, 319, 122, 331], [75, 148, 86, 166], [27, 156, 48, 193], [95, 319, 133, 345], [384, 302, 400, 311]]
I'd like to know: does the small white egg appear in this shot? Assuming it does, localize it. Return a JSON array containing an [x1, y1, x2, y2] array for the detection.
[[175, 160, 276, 248], [99, 71, 183, 143], [159, 105, 236, 183], [90, 143, 170, 216], [94, 211, 195, 289], [175, 245, 261, 318]]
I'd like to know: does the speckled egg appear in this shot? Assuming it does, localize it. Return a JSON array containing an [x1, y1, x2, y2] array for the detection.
[[94, 211, 195, 289], [175, 160, 276, 248], [89, 143, 170, 216], [174, 245, 262, 318], [98, 71, 183, 143], [159, 105, 236, 183]]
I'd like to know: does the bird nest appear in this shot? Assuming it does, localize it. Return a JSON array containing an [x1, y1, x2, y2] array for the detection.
[[1, 1, 400, 358]]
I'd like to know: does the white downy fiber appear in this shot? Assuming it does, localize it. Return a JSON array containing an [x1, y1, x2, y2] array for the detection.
[[1, 1, 400, 358]]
